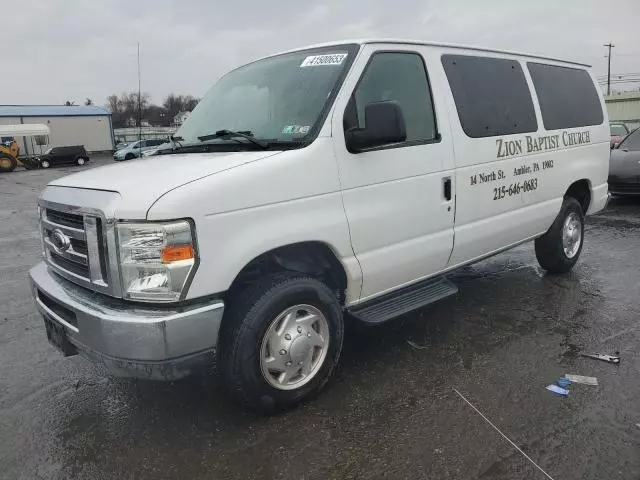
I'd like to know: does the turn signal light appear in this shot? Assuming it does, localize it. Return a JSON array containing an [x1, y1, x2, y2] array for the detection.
[[161, 245, 194, 263]]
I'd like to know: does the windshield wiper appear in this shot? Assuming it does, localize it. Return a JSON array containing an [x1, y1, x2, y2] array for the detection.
[[197, 129, 269, 149]]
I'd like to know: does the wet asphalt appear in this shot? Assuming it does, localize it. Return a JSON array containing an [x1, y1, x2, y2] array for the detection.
[[1, 156, 639, 480]]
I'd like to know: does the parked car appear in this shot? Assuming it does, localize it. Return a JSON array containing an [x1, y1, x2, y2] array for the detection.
[[610, 122, 629, 149], [113, 139, 166, 161], [30, 40, 609, 412], [609, 127, 640, 195], [36, 145, 89, 168]]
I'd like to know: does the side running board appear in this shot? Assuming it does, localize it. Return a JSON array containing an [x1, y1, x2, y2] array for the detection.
[[348, 277, 458, 324]]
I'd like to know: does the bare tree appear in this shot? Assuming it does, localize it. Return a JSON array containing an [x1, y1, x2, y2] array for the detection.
[[183, 95, 200, 111], [84, 98, 93, 106], [106, 92, 197, 128]]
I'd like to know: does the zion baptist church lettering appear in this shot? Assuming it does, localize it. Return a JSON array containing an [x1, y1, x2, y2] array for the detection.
[[496, 130, 591, 158]]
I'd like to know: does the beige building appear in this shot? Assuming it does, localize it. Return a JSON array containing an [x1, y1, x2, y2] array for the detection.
[[604, 92, 640, 129], [0, 105, 114, 155]]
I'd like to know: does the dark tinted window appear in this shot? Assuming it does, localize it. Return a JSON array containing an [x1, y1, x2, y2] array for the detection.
[[442, 55, 537, 138], [346, 52, 437, 143], [527, 63, 603, 130], [619, 129, 640, 151]]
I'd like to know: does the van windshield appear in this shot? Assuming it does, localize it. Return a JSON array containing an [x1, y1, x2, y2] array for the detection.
[[176, 44, 359, 146]]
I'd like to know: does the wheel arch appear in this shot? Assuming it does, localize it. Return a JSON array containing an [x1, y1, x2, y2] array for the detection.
[[226, 241, 350, 307], [565, 179, 591, 213]]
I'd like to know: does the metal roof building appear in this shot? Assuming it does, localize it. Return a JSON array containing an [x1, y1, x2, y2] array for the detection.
[[604, 92, 640, 129], [0, 105, 114, 155]]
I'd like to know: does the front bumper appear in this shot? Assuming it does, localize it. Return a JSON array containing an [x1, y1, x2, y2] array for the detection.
[[29, 262, 224, 380], [608, 177, 640, 196]]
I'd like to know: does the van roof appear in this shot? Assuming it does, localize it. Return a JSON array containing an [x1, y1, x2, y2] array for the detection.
[[270, 39, 590, 68]]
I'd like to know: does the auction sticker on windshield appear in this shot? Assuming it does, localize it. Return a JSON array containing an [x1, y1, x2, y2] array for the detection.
[[300, 53, 347, 67]]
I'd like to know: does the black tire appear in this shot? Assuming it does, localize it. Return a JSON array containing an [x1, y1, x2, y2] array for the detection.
[[40, 159, 51, 169], [535, 197, 584, 273], [125, 153, 135, 160], [0, 153, 17, 173], [218, 272, 344, 413], [75, 156, 88, 166]]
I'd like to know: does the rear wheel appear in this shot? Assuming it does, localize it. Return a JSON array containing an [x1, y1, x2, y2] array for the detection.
[[218, 273, 344, 413], [535, 197, 584, 273], [75, 156, 88, 166], [0, 153, 17, 172]]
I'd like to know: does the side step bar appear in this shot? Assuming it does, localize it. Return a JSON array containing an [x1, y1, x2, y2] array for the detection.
[[348, 277, 458, 325]]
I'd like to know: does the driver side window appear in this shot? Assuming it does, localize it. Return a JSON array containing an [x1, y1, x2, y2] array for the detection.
[[344, 52, 438, 145]]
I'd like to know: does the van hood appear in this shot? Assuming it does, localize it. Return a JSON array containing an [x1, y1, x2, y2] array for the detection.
[[49, 150, 281, 218]]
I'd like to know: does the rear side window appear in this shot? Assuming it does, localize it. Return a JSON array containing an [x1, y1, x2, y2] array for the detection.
[[527, 63, 603, 130], [442, 55, 537, 138]]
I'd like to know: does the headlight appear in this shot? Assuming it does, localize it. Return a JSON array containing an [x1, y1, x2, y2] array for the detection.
[[116, 220, 197, 302]]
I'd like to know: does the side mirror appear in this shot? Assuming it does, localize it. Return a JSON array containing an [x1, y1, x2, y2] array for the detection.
[[345, 100, 407, 153]]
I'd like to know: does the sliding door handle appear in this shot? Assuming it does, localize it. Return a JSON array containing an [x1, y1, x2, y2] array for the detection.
[[443, 177, 452, 201]]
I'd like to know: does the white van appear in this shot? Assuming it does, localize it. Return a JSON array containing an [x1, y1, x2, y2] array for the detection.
[[30, 40, 609, 411]]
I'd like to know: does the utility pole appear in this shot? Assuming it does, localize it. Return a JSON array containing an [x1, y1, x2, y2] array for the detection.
[[604, 43, 615, 96], [137, 42, 142, 146]]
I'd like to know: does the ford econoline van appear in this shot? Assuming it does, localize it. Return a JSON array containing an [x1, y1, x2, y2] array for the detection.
[[30, 40, 609, 411]]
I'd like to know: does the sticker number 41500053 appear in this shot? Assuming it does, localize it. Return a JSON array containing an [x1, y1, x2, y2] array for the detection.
[[300, 53, 347, 67]]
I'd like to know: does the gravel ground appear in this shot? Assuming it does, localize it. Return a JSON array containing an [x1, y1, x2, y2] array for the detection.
[[1, 156, 639, 480]]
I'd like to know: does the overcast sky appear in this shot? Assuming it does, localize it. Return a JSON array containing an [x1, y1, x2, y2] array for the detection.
[[4, 0, 640, 106]]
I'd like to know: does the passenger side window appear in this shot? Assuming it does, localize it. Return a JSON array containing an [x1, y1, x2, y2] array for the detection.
[[527, 63, 604, 130], [442, 55, 537, 138], [345, 52, 438, 145]]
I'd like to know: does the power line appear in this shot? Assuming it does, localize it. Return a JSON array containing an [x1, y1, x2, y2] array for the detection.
[[597, 73, 640, 79]]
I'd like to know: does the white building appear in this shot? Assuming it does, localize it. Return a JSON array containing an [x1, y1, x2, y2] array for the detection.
[[0, 105, 114, 155], [173, 111, 190, 126]]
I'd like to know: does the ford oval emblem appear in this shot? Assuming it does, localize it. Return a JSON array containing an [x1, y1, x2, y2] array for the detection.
[[51, 229, 71, 252]]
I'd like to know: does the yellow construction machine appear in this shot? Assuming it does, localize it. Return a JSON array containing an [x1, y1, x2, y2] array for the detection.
[[0, 124, 50, 172]]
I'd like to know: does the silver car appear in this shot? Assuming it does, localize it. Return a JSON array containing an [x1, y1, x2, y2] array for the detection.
[[113, 139, 166, 161], [609, 128, 640, 195]]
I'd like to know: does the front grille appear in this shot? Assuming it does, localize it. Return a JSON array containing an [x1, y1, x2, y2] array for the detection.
[[46, 209, 84, 229], [41, 205, 113, 295], [38, 290, 77, 327], [49, 251, 90, 277], [70, 237, 87, 255]]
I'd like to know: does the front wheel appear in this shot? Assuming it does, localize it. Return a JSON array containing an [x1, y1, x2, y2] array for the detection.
[[0, 153, 17, 172], [218, 273, 344, 412], [40, 159, 51, 169], [535, 197, 584, 273]]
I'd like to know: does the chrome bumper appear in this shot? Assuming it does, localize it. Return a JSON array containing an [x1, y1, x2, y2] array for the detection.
[[29, 262, 224, 380]]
